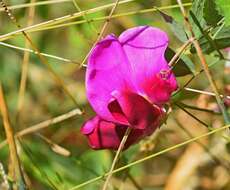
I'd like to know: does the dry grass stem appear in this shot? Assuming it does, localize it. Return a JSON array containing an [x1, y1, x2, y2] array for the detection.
[[102, 127, 132, 190], [176, 0, 230, 124], [0, 108, 82, 150], [0, 84, 26, 189], [17, 0, 36, 123], [0, 0, 80, 107]]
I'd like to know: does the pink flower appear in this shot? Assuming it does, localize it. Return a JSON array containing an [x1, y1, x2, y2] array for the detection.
[[81, 26, 178, 150]]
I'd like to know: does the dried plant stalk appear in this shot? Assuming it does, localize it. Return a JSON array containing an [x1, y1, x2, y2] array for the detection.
[[0, 84, 27, 189]]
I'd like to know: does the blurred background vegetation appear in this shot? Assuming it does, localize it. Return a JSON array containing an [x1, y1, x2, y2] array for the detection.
[[0, 0, 230, 189]]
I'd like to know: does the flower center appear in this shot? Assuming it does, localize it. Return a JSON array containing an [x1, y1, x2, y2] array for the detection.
[[159, 69, 171, 80]]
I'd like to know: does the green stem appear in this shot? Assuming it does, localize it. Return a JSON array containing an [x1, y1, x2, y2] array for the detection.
[[102, 127, 132, 190], [175, 103, 211, 129], [176, 0, 230, 124], [69, 124, 230, 190], [177, 102, 221, 115], [0, 2, 192, 42], [0, 0, 72, 12]]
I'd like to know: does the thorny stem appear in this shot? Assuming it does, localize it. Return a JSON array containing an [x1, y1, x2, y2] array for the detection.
[[102, 127, 132, 190], [0, 84, 27, 189], [176, 0, 230, 124]]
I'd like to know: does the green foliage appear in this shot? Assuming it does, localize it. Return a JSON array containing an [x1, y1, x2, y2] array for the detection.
[[165, 47, 195, 76], [192, 25, 230, 53], [159, 10, 188, 42], [216, 0, 230, 25], [190, 0, 206, 37], [171, 89, 198, 102], [226, 142, 230, 154], [159, 10, 196, 77], [190, 11, 224, 58], [189, 0, 230, 54], [203, 0, 222, 26], [0, 0, 229, 190]]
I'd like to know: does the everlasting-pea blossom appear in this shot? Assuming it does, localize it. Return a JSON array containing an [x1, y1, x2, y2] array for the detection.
[[81, 26, 178, 150]]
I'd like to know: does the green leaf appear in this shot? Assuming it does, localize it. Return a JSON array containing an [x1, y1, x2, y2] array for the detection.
[[159, 10, 188, 42], [216, 0, 230, 26], [165, 47, 195, 77], [203, 0, 222, 26], [171, 89, 198, 102], [226, 142, 230, 154], [190, 11, 224, 58], [190, 0, 206, 37], [191, 25, 230, 53]]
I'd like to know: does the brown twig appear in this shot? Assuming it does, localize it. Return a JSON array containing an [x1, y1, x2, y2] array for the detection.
[[173, 116, 230, 171], [0, 108, 82, 150], [176, 0, 230, 124], [0, 0, 80, 108], [127, 173, 142, 190], [0, 41, 80, 64], [80, 0, 121, 67], [72, 0, 99, 35], [70, 124, 230, 190], [0, 84, 27, 189], [102, 127, 132, 190], [175, 103, 210, 129], [184, 87, 230, 100], [17, 0, 36, 124], [36, 133, 71, 157], [168, 37, 194, 67]]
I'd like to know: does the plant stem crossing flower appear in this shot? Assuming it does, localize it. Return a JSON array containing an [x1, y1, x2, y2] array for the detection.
[[81, 26, 178, 150]]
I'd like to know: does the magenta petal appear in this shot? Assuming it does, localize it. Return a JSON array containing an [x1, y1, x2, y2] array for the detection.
[[81, 115, 162, 150], [81, 116, 121, 149], [108, 91, 163, 129], [81, 116, 98, 135], [142, 70, 178, 105], [108, 97, 129, 125], [83, 26, 178, 151], [81, 116, 130, 150], [86, 35, 134, 122], [119, 26, 178, 104]]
